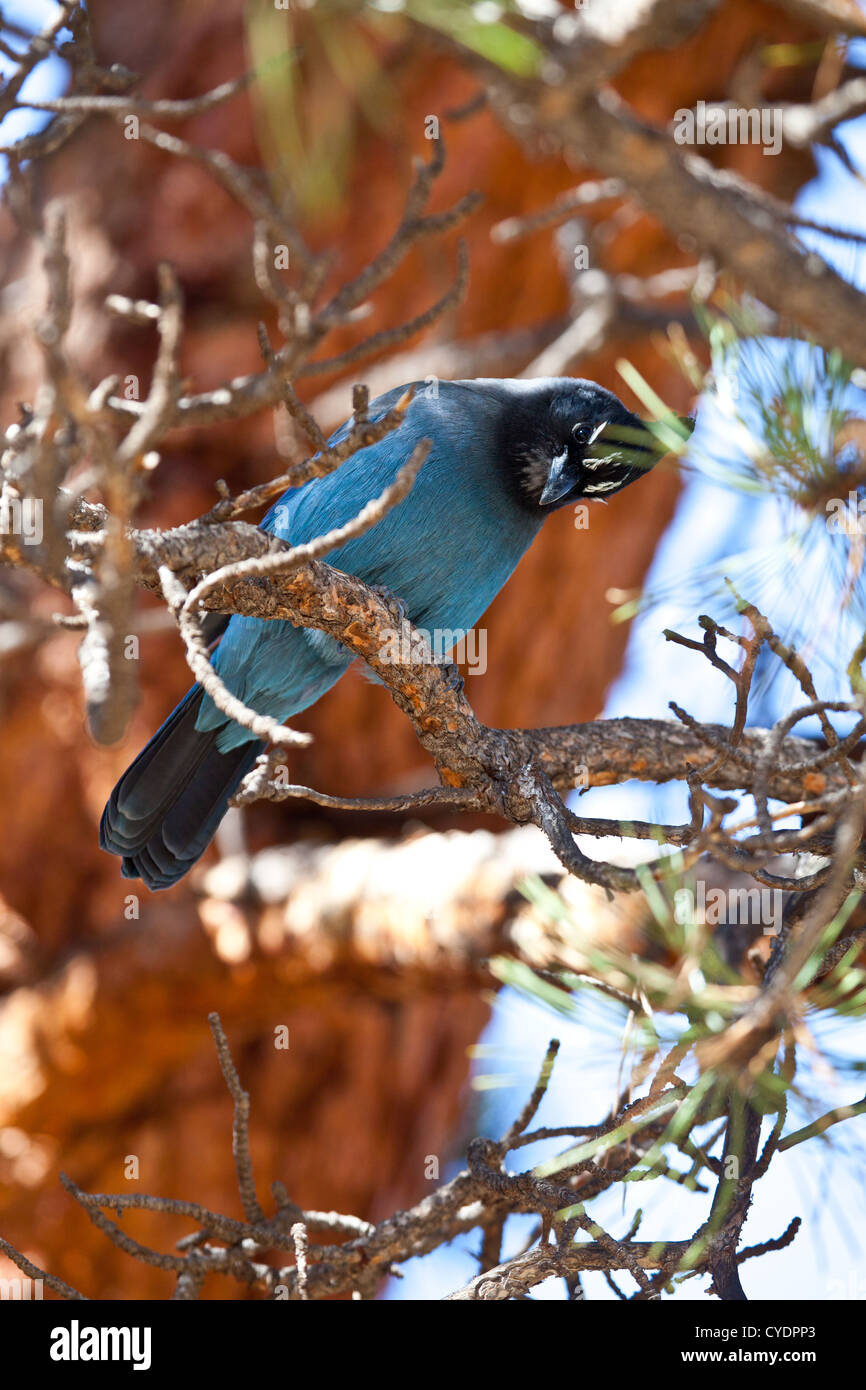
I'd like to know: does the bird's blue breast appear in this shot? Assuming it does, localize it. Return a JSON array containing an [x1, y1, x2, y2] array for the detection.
[[197, 384, 544, 749]]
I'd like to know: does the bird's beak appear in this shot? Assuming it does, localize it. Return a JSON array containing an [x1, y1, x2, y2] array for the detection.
[[539, 448, 573, 506]]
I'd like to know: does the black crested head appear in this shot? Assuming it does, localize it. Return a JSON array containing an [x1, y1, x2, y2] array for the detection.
[[484, 377, 662, 513]]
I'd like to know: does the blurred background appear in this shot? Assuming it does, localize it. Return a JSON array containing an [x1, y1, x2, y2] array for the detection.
[[1, 0, 865, 1299]]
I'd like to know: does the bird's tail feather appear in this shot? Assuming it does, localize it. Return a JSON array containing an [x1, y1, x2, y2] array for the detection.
[[99, 685, 263, 890]]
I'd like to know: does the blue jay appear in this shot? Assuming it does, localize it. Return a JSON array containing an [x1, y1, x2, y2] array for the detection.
[[101, 376, 657, 888]]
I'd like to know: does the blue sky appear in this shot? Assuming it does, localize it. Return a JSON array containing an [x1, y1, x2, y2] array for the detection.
[[0, 1, 68, 173]]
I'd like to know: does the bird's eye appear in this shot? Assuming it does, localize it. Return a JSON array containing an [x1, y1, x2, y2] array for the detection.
[[572, 422, 592, 448]]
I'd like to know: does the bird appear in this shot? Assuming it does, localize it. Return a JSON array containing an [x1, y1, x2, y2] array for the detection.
[[100, 376, 659, 890]]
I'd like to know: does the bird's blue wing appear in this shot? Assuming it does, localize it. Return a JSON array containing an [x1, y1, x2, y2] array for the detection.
[[197, 381, 541, 749]]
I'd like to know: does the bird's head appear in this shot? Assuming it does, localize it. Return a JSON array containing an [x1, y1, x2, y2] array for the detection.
[[501, 378, 671, 513]]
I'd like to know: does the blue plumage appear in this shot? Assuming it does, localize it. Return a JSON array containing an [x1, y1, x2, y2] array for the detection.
[[101, 376, 655, 888], [199, 381, 545, 747]]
